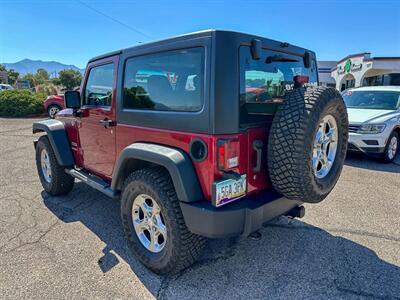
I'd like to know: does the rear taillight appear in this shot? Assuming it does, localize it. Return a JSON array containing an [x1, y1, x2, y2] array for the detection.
[[217, 138, 240, 171], [294, 75, 309, 85]]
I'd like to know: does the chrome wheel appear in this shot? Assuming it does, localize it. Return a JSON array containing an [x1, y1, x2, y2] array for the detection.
[[388, 136, 398, 160], [132, 194, 167, 253], [312, 114, 338, 179], [40, 149, 52, 183], [48, 106, 60, 118]]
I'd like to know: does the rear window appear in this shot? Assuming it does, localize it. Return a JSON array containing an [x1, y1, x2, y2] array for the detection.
[[343, 90, 400, 110], [239, 46, 318, 125], [240, 46, 318, 101], [123, 48, 204, 112]]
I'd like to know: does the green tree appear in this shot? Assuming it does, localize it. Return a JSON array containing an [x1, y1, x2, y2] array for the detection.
[[0, 65, 6, 84], [7, 69, 19, 85], [0, 65, 19, 84], [58, 69, 82, 89], [51, 77, 61, 86], [34, 68, 50, 84]]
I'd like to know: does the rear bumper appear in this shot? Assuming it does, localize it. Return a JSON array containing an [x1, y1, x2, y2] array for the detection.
[[180, 190, 302, 239]]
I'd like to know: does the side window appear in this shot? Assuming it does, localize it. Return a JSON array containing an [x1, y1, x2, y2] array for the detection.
[[123, 48, 204, 112], [84, 63, 114, 107]]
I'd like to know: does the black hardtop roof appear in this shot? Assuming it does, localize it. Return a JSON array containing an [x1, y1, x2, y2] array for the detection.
[[88, 29, 315, 63]]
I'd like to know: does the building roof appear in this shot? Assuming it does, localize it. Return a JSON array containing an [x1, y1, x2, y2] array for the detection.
[[330, 54, 400, 73], [365, 57, 400, 61], [337, 53, 370, 64]]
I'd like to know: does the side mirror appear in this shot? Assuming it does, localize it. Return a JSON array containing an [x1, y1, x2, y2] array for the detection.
[[64, 90, 81, 109]]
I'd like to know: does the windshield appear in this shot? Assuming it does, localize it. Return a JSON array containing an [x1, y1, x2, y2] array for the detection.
[[343, 90, 400, 110]]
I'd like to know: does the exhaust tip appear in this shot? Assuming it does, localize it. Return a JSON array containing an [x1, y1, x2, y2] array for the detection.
[[286, 206, 305, 219]]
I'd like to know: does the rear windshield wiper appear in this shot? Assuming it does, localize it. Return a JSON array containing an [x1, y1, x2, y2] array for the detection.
[[265, 55, 299, 64]]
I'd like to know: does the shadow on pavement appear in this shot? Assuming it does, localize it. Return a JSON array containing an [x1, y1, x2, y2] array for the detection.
[[42, 183, 400, 299], [345, 152, 400, 173]]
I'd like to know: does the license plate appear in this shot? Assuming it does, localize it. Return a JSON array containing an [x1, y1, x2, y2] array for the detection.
[[213, 175, 247, 207]]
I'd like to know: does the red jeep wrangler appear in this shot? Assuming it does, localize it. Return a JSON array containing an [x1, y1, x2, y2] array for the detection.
[[33, 30, 348, 274]]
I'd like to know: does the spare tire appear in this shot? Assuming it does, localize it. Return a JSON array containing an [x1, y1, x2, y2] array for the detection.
[[267, 86, 348, 203]]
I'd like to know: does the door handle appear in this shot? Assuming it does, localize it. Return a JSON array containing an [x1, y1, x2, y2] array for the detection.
[[99, 119, 114, 128], [253, 140, 263, 173]]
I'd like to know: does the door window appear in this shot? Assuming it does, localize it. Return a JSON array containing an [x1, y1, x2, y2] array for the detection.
[[84, 63, 114, 107]]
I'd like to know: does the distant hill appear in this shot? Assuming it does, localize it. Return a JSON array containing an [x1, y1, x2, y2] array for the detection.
[[1, 59, 85, 77]]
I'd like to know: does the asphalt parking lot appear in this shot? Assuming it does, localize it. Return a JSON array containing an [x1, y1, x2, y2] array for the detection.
[[0, 118, 399, 300]]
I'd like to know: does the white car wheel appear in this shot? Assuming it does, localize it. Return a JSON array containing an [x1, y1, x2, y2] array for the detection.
[[383, 132, 399, 163]]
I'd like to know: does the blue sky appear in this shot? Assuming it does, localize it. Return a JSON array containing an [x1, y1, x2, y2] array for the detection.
[[1, 0, 399, 68]]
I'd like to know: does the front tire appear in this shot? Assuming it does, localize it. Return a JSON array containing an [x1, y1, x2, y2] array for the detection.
[[35, 135, 74, 195], [120, 167, 205, 275], [268, 87, 349, 203], [383, 132, 399, 163]]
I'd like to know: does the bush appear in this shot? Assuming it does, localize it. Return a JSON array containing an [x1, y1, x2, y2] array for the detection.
[[36, 83, 58, 96], [0, 90, 46, 117]]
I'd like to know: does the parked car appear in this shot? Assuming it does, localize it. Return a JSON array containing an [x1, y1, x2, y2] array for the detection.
[[0, 84, 14, 91], [32, 30, 348, 274], [43, 95, 65, 118], [343, 86, 400, 162]]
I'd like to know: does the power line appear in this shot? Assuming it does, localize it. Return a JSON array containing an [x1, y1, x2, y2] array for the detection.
[[75, 0, 151, 41]]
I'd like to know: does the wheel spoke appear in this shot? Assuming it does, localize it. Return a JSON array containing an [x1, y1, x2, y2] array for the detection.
[[156, 220, 167, 238], [323, 128, 336, 144], [133, 219, 148, 232], [148, 232, 157, 252], [141, 201, 153, 217], [314, 129, 323, 147], [312, 149, 321, 171]]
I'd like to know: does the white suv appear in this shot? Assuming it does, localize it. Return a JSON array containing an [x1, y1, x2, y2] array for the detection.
[[343, 86, 400, 162]]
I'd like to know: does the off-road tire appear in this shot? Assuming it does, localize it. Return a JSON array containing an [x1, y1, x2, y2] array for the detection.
[[120, 167, 206, 275], [267, 86, 348, 203], [382, 131, 399, 163], [35, 135, 75, 195]]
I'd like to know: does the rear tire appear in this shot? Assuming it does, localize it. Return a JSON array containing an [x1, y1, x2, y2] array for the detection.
[[382, 131, 399, 163], [267, 87, 348, 203], [35, 135, 74, 196], [120, 167, 205, 274]]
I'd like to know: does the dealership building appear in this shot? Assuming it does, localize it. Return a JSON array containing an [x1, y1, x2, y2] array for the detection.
[[318, 53, 400, 91]]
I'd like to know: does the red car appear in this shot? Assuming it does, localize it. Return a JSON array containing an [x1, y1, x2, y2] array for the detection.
[[43, 95, 65, 118], [32, 30, 348, 274]]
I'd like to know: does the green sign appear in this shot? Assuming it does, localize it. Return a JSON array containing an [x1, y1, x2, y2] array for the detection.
[[344, 59, 352, 73]]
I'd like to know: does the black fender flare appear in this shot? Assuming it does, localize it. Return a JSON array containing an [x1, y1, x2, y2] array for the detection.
[[32, 119, 75, 166], [111, 143, 203, 203]]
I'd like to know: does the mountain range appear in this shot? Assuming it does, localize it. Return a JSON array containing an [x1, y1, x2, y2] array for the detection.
[[1, 59, 85, 77]]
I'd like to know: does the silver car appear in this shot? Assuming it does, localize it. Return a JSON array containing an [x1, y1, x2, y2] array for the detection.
[[343, 86, 400, 162]]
